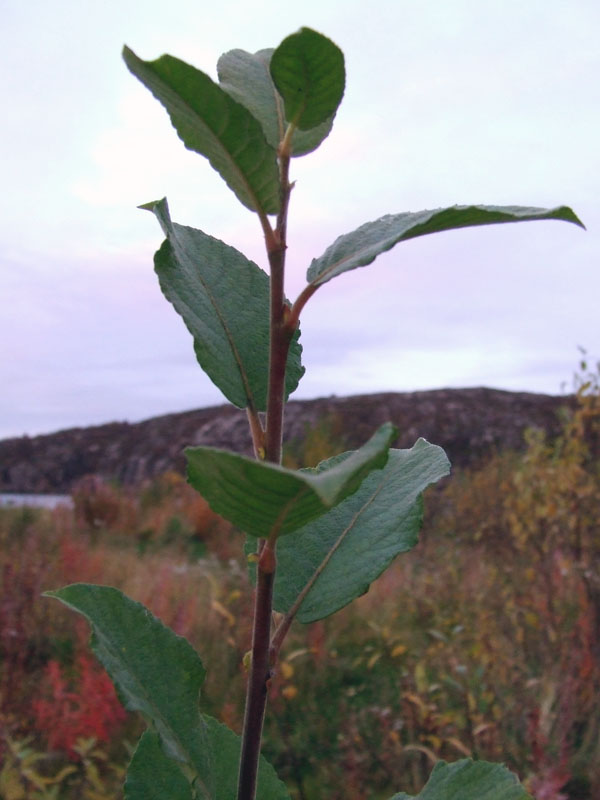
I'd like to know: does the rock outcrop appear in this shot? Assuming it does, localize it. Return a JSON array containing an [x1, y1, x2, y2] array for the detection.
[[0, 388, 574, 493]]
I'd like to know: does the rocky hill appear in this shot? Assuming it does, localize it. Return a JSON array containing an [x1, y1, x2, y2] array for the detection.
[[0, 388, 574, 493]]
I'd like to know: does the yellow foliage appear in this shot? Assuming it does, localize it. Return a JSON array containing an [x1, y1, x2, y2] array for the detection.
[[0, 735, 123, 800]]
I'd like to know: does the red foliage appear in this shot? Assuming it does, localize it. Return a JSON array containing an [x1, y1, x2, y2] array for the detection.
[[32, 653, 127, 759]]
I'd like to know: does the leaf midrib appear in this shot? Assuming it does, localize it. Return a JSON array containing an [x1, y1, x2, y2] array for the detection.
[[295, 479, 385, 618], [310, 205, 582, 286], [94, 626, 213, 799], [169, 225, 259, 411], [181, 88, 269, 215], [126, 48, 275, 218]]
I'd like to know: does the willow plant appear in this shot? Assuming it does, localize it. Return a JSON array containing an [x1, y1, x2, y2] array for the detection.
[[47, 27, 583, 800]]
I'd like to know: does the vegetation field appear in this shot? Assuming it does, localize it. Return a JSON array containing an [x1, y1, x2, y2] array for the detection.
[[1, 380, 599, 799]]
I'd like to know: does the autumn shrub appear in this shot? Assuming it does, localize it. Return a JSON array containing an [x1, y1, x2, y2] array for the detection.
[[2, 366, 598, 799], [71, 471, 239, 561], [0, 509, 63, 718], [282, 413, 348, 470], [32, 653, 127, 759], [0, 732, 127, 800], [0, 481, 253, 782], [241, 372, 599, 800]]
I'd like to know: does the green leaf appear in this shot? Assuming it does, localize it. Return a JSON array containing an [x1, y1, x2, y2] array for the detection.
[[186, 423, 397, 539], [203, 715, 290, 800], [274, 439, 450, 622], [126, 723, 290, 800], [125, 732, 192, 800], [270, 28, 345, 131], [122, 46, 280, 216], [146, 198, 303, 411], [45, 585, 214, 799], [307, 204, 585, 287], [388, 758, 532, 799], [217, 48, 334, 156]]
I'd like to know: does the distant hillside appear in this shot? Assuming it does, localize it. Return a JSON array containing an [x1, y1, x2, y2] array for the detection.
[[0, 388, 574, 493]]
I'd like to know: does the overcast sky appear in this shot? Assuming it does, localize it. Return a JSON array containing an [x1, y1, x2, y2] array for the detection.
[[1, 0, 598, 439]]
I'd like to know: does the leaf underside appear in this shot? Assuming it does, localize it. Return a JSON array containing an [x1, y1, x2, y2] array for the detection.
[[126, 731, 192, 800], [147, 198, 303, 411], [389, 758, 533, 799], [203, 715, 290, 800], [186, 423, 397, 539], [48, 585, 291, 800], [307, 204, 585, 287], [122, 46, 280, 216], [126, 724, 290, 800], [217, 48, 334, 156], [46, 584, 213, 797], [274, 439, 450, 622]]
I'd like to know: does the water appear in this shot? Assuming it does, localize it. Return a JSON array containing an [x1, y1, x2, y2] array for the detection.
[[0, 493, 73, 510]]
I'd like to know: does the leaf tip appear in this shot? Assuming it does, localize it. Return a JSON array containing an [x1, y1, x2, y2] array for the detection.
[[548, 204, 585, 230], [137, 199, 160, 212], [565, 207, 586, 230], [122, 44, 138, 69]]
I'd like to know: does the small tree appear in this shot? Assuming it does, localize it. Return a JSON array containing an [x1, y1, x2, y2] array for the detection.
[[47, 27, 583, 800]]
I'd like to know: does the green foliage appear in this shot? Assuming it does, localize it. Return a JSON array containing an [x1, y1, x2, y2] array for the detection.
[[273, 439, 450, 622], [269, 28, 345, 132], [217, 49, 334, 156], [126, 732, 192, 800], [126, 725, 289, 800], [186, 423, 396, 539], [389, 759, 532, 799], [122, 47, 280, 216], [145, 198, 304, 411], [307, 205, 584, 288], [47, 585, 291, 800], [3, 383, 599, 797], [43, 24, 583, 800], [46, 584, 214, 797]]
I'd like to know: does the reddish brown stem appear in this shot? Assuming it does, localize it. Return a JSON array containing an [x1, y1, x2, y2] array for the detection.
[[287, 281, 318, 332], [236, 562, 275, 799], [236, 152, 293, 800], [264, 249, 289, 464]]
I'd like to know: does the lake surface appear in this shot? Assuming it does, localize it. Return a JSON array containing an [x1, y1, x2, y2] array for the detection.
[[0, 493, 73, 509]]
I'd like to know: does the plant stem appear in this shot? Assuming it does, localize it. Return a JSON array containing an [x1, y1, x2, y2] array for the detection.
[[264, 246, 288, 464], [237, 560, 275, 800], [246, 408, 266, 460], [264, 150, 293, 464], [236, 151, 293, 800], [288, 281, 318, 331]]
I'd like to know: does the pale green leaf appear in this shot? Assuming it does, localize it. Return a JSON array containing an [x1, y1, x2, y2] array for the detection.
[[45, 585, 213, 799], [147, 198, 303, 411], [307, 205, 585, 287], [217, 48, 334, 156], [389, 758, 532, 799], [273, 440, 449, 622], [204, 715, 290, 800], [186, 423, 396, 539], [125, 732, 192, 800], [270, 28, 345, 131], [122, 46, 280, 215], [126, 723, 290, 800]]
